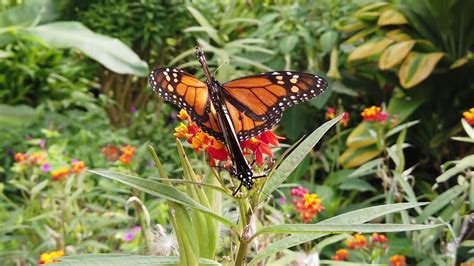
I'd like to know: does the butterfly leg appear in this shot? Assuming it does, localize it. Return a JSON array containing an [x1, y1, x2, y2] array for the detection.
[[232, 182, 243, 196]]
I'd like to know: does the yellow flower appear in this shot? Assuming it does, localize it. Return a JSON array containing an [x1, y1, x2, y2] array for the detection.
[[39, 250, 64, 264], [174, 123, 189, 138], [177, 109, 190, 120], [51, 167, 70, 181], [463, 107, 474, 125]]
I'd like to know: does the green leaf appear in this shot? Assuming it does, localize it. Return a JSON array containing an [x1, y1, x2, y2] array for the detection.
[[186, 5, 221, 45], [0, 0, 59, 27], [280, 35, 299, 54], [377, 9, 408, 26], [338, 178, 376, 192], [319, 31, 338, 54], [461, 118, 474, 139], [249, 202, 427, 265], [338, 145, 382, 169], [57, 254, 220, 265], [0, 104, 37, 127], [88, 170, 236, 228], [436, 155, 474, 183], [260, 114, 343, 202], [379, 40, 416, 69], [27, 22, 148, 76], [348, 38, 394, 62], [257, 223, 442, 235], [399, 52, 444, 89], [416, 185, 464, 223]]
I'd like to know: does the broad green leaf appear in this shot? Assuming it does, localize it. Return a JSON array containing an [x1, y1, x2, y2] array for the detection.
[[334, 17, 366, 32], [27, 22, 148, 76], [416, 185, 464, 223], [319, 31, 338, 54], [249, 203, 428, 265], [344, 28, 377, 44], [338, 145, 381, 169], [379, 40, 416, 69], [348, 38, 394, 62], [377, 9, 408, 26], [88, 170, 236, 228], [257, 223, 442, 235], [386, 93, 423, 123], [0, 104, 37, 127], [259, 114, 343, 202], [385, 29, 412, 42], [57, 254, 220, 265], [0, 0, 59, 27], [357, 2, 389, 12], [399, 52, 444, 89]]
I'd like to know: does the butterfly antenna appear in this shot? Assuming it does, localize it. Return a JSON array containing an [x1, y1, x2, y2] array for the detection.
[[213, 60, 228, 76]]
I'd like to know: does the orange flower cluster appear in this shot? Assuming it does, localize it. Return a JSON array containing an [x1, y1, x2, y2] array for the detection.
[[39, 250, 64, 264], [71, 159, 85, 173], [345, 233, 367, 249], [463, 108, 474, 125], [361, 106, 388, 122], [14, 151, 47, 165], [51, 168, 70, 181], [460, 262, 474, 266], [389, 255, 406, 266], [51, 160, 86, 181], [290, 186, 325, 223], [174, 110, 228, 165], [174, 109, 282, 167], [119, 145, 136, 164], [331, 248, 349, 261], [326, 107, 350, 127]]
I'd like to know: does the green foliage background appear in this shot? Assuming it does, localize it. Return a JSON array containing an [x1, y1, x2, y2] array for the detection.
[[0, 0, 473, 265]]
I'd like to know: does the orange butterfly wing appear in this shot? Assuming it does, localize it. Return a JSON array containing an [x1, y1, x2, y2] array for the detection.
[[149, 68, 210, 125], [150, 69, 328, 142], [222, 71, 328, 121]]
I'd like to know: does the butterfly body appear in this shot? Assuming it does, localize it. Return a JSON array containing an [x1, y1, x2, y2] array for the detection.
[[149, 47, 329, 192]]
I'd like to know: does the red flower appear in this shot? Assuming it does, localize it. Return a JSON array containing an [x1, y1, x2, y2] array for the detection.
[[119, 145, 135, 164], [361, 106, 389, 122], [240, 131, 284, 166]]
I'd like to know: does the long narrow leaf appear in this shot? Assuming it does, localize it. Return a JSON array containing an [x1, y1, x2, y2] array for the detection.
[[88, 170, 236, 228], [260, 114, 343, 202], [249, 202, 427, 265]]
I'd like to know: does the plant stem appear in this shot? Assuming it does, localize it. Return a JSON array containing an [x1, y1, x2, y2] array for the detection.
[[235, 240, 249, 266]]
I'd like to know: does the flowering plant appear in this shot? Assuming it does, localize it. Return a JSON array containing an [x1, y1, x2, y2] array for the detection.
[[87, 113, 441, 265]]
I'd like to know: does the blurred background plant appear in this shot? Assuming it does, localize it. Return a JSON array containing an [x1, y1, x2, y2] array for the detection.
[[0, 0, 473, 265]]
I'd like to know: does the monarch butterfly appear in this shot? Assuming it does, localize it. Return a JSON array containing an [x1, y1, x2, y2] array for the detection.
[[149, 47, 328, 192]]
